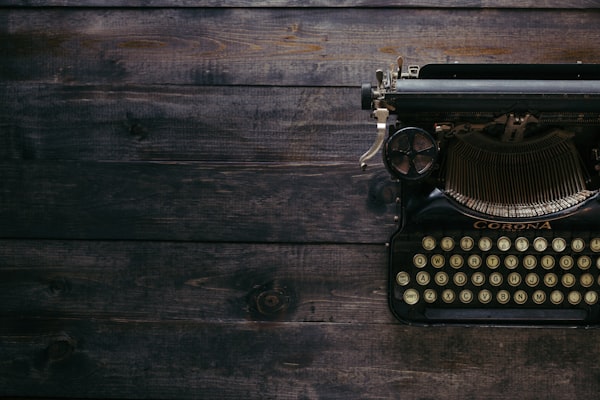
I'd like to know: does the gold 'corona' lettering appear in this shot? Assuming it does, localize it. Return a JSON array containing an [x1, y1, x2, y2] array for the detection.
[[473, 221, 487, 229], [473, 220, 552, 231]]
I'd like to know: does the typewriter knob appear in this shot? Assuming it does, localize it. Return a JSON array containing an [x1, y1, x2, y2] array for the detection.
[[384, 127, 438, 180], [361, 83, 373, 110]]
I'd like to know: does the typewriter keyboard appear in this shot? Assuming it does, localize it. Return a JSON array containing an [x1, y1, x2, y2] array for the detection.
[[391, 234, 600, 324]]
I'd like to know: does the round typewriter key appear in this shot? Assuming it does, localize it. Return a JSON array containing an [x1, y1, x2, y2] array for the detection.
[[532, 290, 546, 305], [497, 290, 510, 304], [552, 237, 567, 252], [449, 254, 464, 269], [508, 272, 521, 287], [571, 238, 585, 253], [525, 273, 539, 287], [423, 289, 437, 303], [591, 238, 600, 253], [550, 290, 564, 305], [478, 237, 492, 252], [468, 254, 482, 269], [515, 237, 529, 252], [544, 273, 558, 288], [435, 271, 449, 286], [559, 255, 574, 270], [413, 254, 427, 268], [580, 273, 594, 288], [562, 273, 576, 288], [533, 237, 548, 252], [453, 272, 468, 286], [416, 271, 431, 286], [478, 289, 492, 304], [585, 291, 598, 305], [597, 257, 600, 269], [497, 236, 511, 252], [472, 272, 485, 286], [577, 255, 592, 270], [568, 291, 582, 305], [504, 255, 519, 270], [403, 289, 420, 305], [396, 271, 410, 286], [514, 290, 527, 305], [541, 255, 555, 270], [459, 289, 473, 304], [460, 236, 474, 251], [489, 272, 503, 286], [440, 237, 455, 251], [442, 289, 455, 303], [422, 236, 436, 251], [486, 255, 501, 269], [523, 255, 537, 270], [431, 254, 445, 268]]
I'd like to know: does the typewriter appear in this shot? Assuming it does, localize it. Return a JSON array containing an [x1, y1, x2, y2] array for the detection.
[[360, 58, 600, 326]]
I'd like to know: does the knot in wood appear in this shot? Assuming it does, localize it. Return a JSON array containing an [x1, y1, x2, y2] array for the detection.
[[49, 277, 72, 295], [256, 289, 288, 314], [247, 282, 293, 320], [47, 335, 76, 362]]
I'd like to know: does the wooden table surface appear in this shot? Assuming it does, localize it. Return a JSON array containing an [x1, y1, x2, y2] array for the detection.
[[2, 2, 600, 399]]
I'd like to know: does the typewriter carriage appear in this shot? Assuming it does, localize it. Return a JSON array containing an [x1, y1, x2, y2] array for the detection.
[[361, 60, 600, 222]]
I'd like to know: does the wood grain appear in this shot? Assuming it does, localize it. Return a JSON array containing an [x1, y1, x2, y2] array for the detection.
[[0, 85, 372, 163], [3, 8, 600, 86], [0, 240, 391, 324], [2, 0, 600, 8], [2, 318, 600, 399], [3, 3, 600, 400], [0, 161, 399, 243]]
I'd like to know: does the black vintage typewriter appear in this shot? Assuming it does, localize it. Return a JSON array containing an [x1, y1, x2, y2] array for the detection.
[[360, 58, 600, 326]]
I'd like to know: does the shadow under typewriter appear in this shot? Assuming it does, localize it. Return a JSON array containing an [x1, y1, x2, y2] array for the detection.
[[361, 60, 600, 326]]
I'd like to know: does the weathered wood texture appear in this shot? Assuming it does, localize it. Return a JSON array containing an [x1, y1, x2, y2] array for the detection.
[[3, 4, 600, 400], [3, 319, 600, 399], [2, 0, 600, 8], [0, 162, 398, 243], [0, 240, 390, 323], [0, 85, 371, 162], [3, 9, 600, 86]]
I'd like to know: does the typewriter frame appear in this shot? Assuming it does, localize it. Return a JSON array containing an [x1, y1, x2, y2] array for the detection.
[[362, 60, 600, 327]]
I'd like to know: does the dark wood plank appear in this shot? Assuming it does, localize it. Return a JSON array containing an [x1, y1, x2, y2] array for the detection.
[[0, 161, 399, 243], [2, 0, 600, 8], [3, 8, 600, 86], [4, 4, 600, 400], [0, 240, 391, 323], [0, 85, 372, 163], [2, 318, 600, 399]]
